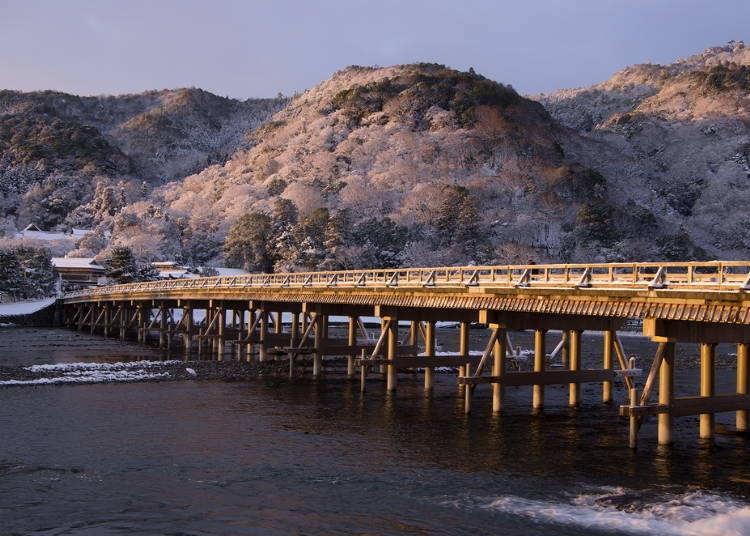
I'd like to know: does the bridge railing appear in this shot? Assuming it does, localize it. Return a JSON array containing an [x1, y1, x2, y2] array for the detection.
[[63, 261, 750, 299]]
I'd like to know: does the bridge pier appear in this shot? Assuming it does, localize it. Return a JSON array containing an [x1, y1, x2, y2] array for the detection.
[[738, 343, 749, 432], [159, 302, 168, 348], [347, 316, 357, 379], [313, 313, 324, 377], [532, 329, 545, 410], [457, 322, 468, 396], [103, 304, 111, 337], [216, 306, 225, 360], [568, 330, 582, 408], [259, 310, 268, 362], [183, 305, 193, 354], [136, 305, 145, 344], [424, 321, 436, 391], [602, 330, 614, 404], [700, 343, 716, 439], [658, 342, 675, 445], [492, 325, 507, 414], [386, 316, 398, 391]]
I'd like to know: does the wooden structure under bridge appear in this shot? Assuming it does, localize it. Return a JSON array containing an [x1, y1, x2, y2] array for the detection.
[[61, 261, 750, 448]]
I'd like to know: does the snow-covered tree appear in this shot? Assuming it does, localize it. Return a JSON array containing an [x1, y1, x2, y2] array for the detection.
[[0, 249, 25, 300], [105, 247, 140, 284]]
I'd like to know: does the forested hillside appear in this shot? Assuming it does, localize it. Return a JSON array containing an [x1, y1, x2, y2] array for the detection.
[[2, 42, 749, 271]]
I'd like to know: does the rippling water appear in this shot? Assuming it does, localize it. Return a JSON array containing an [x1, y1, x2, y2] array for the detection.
[[1, 327, 749, 535]]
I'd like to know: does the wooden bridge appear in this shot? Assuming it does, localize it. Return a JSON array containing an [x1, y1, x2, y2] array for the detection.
[[61, 261, 750, 448]]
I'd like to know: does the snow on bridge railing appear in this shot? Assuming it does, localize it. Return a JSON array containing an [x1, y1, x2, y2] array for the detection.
[[63, 261, 750, 300]]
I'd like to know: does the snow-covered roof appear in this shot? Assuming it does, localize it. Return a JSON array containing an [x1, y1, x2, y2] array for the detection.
[[156, 269, 193, 279], [0, 297, 56, 316], [71, 228, 92, 237], [152, 261, 179, 267], [15, 230, 73, 241], [51, 257, 106, 270], [213, 267, 250, 276]]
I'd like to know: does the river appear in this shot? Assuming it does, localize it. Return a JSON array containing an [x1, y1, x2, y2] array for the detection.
[[1, 326, 749, 535]]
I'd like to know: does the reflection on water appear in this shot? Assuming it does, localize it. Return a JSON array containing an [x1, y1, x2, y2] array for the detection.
[[0, 327, 749, 535]]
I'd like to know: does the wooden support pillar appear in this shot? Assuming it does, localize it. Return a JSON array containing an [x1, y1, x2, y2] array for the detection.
[[532, 329, 546, 409], [119, 305, 128, 340], [347, 316, 357, 379], [602, 330, 614, 403], [259, 311, 268, 362], [360, 349, 369, 393], [492, 326, 507, 413], [561, 330, 569, 366], [313, 314, 324, 377], [289, 312, 299, 347], [458, 322, 468, 383], [183, 306, 193, 353], [568, 330, 582, 407], [159, 303, 168, 348], [425, 321, 437, 391], [409, 321, 418, 346], [274, 311, 283, 334], [103, 305, 111, 337], [216, 307, 225, 360], [90, 303, 97, 335], [245, 311, 255, 362], [386, 317, 398, 391], [137, 306, 145, 344], [628, 387, 639, 449], [658, 342, 675, 445], [288, 312, 300, 378], [738, 343, 749, 432], [700, 343, 716, 439]]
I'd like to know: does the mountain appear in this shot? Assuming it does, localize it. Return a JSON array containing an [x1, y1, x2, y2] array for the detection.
[[534, 40, 750, 257], [0, 88, 286, 231], [3, 42, 749, 269], [151, 63, 631, 268]]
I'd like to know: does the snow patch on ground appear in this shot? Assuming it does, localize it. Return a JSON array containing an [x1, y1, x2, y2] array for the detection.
[[0, 360, 181, 387]]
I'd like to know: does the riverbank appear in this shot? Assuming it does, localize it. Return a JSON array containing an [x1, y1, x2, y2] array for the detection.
[[0, 359, 297, 386]]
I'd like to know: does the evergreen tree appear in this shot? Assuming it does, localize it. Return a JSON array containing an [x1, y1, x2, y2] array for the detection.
[[293, 208, 329, 270], [223, 213, 274, 272], [138, 262, 160, 282], [106, 247, 140, 284], [0, 249, 25, 300], [434, 185, 485, 261], [13, 247, 56, 298], [351, 217, 408, 268], [271, 199, 301, 272], [320, 209, 350, 270]]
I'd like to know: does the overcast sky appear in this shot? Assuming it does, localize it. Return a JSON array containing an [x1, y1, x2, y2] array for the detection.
[[1, 0, 748, 99]]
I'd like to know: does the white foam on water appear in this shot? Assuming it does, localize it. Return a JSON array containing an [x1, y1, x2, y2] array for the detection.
[[448, 487, 750, 536], [0, 360, 181, 387]]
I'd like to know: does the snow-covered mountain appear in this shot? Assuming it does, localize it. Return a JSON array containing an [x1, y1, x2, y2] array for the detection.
[[0, 88, 286, 231], [534, 40, 750, 258], [2, 42, 749, 268]]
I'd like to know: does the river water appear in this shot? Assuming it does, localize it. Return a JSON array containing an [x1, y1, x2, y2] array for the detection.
[[1, 327, 749, 535]]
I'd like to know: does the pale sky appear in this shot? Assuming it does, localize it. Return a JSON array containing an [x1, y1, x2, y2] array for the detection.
[[1, 0, 748, 99]]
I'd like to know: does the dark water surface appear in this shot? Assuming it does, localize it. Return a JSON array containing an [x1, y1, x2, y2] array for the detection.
[[1, 327, 749, 535]]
